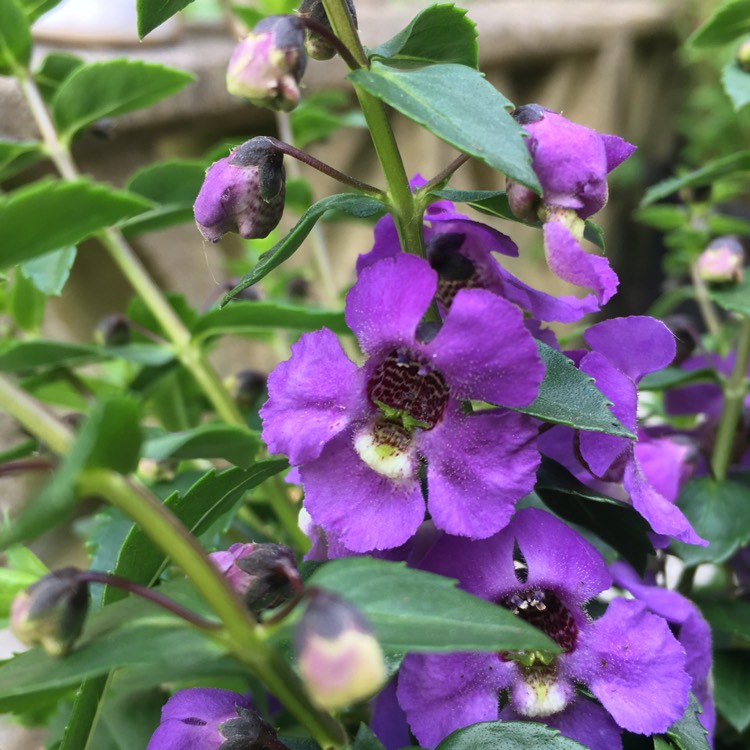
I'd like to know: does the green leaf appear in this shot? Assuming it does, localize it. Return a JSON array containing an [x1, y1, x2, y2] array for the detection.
[[654, 740, 678, 750], [0, 0, 31, 74], [709, 274, 750, 315], [352, 724, 386, 750], [671, 477, 750, 564], [714, 650, 750, 732], [639, 367, 718, 391], [349, 63, 539, 191], [514, 342, 634, 438], [19, 0, 64, 21], [223, 193, 385, 303], [371, 4, 478, 69], [192, 301, 348, 341], [665, 694, 711, 750], [699, 600, 750, 647], [310, 558, 559, 654], [536, 457, 653, 574], [435, 721, 588, 749], [289, 91, 367, 149], [137, 0, 195, 38], [0, 178, 150, 270], [0, 546, 48, 619], [0, 139, 43, 181], [34, 51, 84, 101], [634, 204, 690, 231], [52, 59, 194, 142], [142, 424, 260, 468], [9, 269, 45, 332], [0, 340, 99, 372], [121, 159, 207, 236], [641, 151, 750, 206], [688, 0, 750, 47], [722, 62, 750, 111], [20, 246, 76, 296]]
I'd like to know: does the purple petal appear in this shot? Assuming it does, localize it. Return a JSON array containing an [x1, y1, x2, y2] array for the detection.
[[356, 213, 401, 274], [568, 598, 690, 735], [260, 329, 366, 465], [370, 678, 411, 750], [635, 434, 693, 503], [543, 220, 618, 304], [584, 317, 676, 383], [421, 410, 540, 540], [600, 134, 637, 173], [346, 255, 436, 356], [300, 430, 426, 552], [425, 289, 543, 406], [397, 652, 512, 748], [431, 217, 519, 258]]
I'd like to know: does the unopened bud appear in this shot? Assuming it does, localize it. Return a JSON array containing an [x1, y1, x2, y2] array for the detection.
[[194, 137, 285, 243], [227, 15, 306, 111], [11, 568, 89, 656], [295, 591, 386, 711], [737, 39, 750, 73], [506, 178, 541, 222], [297, 0, 358, 61], [696, 236, 744, 284], [95, 313, 131, 347], [232, 369, 267, 410]]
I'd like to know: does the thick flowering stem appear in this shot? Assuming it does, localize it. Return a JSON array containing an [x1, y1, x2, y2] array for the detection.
[[711, 316, 750, 480], [16, 70, 244, 427]]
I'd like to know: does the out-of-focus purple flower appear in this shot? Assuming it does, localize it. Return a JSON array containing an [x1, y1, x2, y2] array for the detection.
[[261, 254, 543, 551], [611, 561, 715, 745], [539, 316, 705, 545], [506, 104, 636, 307], [194, 137, 285, 243], [397, 509, 691, 750], [696, 236, 744, 284], [146, 687, 277, 750], [357, 176, 597, 323], [226, 15, 306, 111]]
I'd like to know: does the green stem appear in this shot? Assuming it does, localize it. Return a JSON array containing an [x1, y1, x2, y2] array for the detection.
[[690, 260, 722, 340], [267, 475, 311, 551], [711, 317, 750, 480]]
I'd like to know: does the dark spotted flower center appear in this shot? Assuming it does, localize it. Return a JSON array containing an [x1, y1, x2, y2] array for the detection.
[[426, 233, 483, 308], [367, 348, 450, 430], [502, 588, 578, 653]]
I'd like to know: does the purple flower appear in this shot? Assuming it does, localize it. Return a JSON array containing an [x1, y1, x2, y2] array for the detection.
[[507, 105, 636, 307], [261, 254, 544, 551], [357, 178, 598, 323], [611, 561, 715, 745], [539, 316, 705, 545], [397, 508, 691, 750], [146, 688, 272, 750]]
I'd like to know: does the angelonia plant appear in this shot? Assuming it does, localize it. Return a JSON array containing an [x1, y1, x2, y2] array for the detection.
[[1, 0, 750, 749]]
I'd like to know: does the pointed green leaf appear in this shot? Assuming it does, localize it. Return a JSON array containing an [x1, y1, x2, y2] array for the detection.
[[665, 694, 711, 750], [349, 63, 540, 191], [436, 721, 588, 749], [688, 0, 750, 47], [714, 650, 750, 732], [0, 178, 150, 270], [0, 0, 31, 74], [0, 139, 43, 181], [20, 246, 76, 295], [513, 342, 634, 438], [19, 0, 64, 21], [137, 0, 195, 38], [352, 724, 387, 750], [371, 4, 478, 69], [222, 193, 386, 303], [34, 51, 84, 102], [52, 59, 194, 142], [143, 424, 260, 468], [722, 62, 750, 111]]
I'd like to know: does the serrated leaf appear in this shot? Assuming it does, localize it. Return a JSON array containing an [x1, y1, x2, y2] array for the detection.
[[722, 62, 750, 111], [137, 0, 195, 38], [0, 139, 42, 181], [688, 0, 750, 47], [352, 724, 386, 750], [536, 457, 653, 574], [142, 424, 259, 468], [0, 178, 150, 270], [0, 0, 31, 74], [709, 274, 750, 315], [20, 246, 76, 296], [350, 63, 540, 191], [192, 301, 348, 341], [310, 558, 559, 654], [52, 59, 194, 142], [514, 342, 634, 438], [713, 650, 750, 732], [665, 694, 710, 750], [435, 720, 588, 749], [222, 193, 385, 303], [371, 4, 478, 69], [671, 477, 750, 565], [34, 51, 83, 101], [641, 152, 750, 206]]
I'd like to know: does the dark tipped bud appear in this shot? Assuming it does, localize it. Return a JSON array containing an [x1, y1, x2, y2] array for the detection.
[[286, 275, 310, 300], [11, 567, 89, 656], [297, 0, 358, 61], [295, 591, 386, 710], [737, 39, 750, 72], [95, 313, 131, 347], [511, 103, 546, 126], [227, 15, 307, 112], [218, 704, 283, 750], [194, 137, 285, 243], [232, 369, 267, 410], [696, 236, 744, 284]]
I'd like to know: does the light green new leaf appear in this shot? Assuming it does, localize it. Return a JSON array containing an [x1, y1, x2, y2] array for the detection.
[[722, 62, 750, 111], [52, 59, 194, 142], [20, 246, 77, 296], [0, 0, 31, 74], [688, 0, 750, 47], [349, 63, 540, 191]]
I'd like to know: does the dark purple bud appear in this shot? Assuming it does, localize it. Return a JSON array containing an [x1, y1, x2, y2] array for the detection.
[[511, 103, 546, 126], [295, 591, 386, 710], [286, 275, 310, 299], [194, 137, 285, 243], [11, 567, 89, 656], [226, 15, 307, 111], [297, 0, 358, 60], [232, 369, 268, 410], [95, 313, 131, 347], [696, 235, 744, 284]]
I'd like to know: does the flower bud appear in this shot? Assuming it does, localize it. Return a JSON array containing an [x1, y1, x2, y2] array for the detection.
[[11, 567, 89, 656], [226, 15, 307, 111], [95, 313, 131, 347], [737, 39, 750, 73], [194, 137, 285, 243], [232, 369, 268, 410], [297, 0, 358, 61], [295, 591, 386, 711], [696, 236, 744, 284]]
